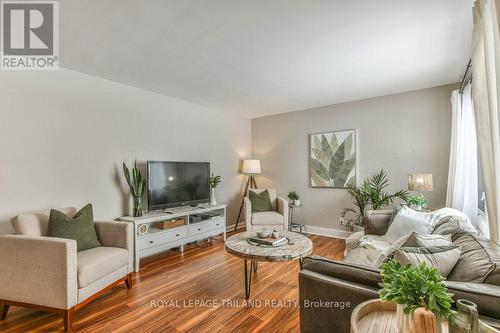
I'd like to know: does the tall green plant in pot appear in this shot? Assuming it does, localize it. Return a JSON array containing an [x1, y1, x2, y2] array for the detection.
[[123, 161, 146, 217], [209, 174, 221, 205], [341, 169, 408, 231]]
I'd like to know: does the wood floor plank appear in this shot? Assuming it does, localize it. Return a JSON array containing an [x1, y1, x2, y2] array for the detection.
[[0, 233, 345, 332]]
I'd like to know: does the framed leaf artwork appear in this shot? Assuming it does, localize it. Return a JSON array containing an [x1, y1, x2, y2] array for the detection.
[[310, 129, 357, 188]]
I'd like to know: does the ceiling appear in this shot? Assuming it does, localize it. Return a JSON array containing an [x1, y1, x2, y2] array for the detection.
[[60, 0, 473, 118]]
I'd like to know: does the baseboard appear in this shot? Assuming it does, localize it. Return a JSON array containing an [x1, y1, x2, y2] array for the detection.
[[304, 225, 352, 239], [226, 223, 244, 232]]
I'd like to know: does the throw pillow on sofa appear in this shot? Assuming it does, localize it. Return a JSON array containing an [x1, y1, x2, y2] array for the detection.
[[432, 207, 478, 235], [402, 232, 452, 247], [393, 246, 462, 278], [384, 206, 437, 244], [48, 203, 101, 252], [447, 233, 500, 285]]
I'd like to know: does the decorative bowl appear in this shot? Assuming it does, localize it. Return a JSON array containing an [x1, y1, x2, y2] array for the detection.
[[256, 230, 271, 238]]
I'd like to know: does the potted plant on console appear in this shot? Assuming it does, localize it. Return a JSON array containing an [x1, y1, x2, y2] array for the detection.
[[407, 195, 428, 211], [123, 161, 146, 217], [379, 260, 454, 333], [209, 174, 221, 205]]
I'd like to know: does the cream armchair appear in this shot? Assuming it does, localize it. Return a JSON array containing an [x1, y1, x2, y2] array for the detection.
[[0, 207, 134, 332], [244, 189, 289, 232]]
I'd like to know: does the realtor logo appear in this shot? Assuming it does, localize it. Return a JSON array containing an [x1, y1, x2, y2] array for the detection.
[[1, 1, 58, 70]]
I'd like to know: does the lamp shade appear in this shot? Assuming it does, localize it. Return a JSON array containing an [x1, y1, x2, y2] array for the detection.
[[242, 159, 261, 174], [408, 174, 433, 192]]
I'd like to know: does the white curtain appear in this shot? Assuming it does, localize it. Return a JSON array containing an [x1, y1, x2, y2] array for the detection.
[[471, 0, 500, 243], [447, 84, 479, 226]]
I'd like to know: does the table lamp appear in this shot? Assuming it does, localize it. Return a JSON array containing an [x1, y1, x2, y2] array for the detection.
[[408, 173, 433, 209]]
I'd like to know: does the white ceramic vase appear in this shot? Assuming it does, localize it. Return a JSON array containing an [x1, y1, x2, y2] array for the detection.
[[293, 199, 301, 206], [210, 188, 217, 205]]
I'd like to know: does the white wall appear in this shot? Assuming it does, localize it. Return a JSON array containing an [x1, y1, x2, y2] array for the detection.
[[252, 84, 455, 232], [0, 69, 251, 234]]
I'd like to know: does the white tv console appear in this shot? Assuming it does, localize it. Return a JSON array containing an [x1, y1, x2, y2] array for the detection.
[[120, 204, 227, 272]]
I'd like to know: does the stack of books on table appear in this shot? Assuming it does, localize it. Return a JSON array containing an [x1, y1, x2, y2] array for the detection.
[[249, 236, 287, 246]]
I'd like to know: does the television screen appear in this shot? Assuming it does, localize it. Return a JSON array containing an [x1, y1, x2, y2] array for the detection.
[[147, 161, 210, 210]]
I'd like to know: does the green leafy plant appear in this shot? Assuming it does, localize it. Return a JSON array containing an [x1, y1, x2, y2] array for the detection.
[[407, 195, 428, 208], [287, 191, 300, 201], [379, 260, 454, 319], [123, 161, 146, 217], [341, 169, 408, 230], [209, 174, 221, 188]]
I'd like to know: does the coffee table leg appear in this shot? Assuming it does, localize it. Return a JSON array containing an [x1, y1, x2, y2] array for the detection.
[[244, 259, 253, 299], [253, 260, 258, 273], [299, 257, 304, 270]]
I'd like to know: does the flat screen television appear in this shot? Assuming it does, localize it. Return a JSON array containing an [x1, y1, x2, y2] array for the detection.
[[147, 161, 210, 210]]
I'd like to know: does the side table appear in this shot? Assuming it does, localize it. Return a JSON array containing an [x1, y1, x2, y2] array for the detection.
[[288, 204, 306, 234]]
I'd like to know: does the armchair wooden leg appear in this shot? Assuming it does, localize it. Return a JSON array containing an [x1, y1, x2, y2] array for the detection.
[[125, 273, 133, 289], [0, 300, 9, 320], [63, 307, 74, 332]]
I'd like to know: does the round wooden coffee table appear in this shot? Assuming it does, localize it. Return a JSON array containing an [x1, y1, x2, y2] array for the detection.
[[225, 231, 313, 299]]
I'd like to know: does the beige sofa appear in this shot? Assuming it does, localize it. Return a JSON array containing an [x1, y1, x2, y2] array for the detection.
[[244, 188, 289, 232], [0, 207, 134, 332]]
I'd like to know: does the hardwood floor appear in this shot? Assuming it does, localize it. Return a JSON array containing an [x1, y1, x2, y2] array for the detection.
[[0, 233, 345, 333]]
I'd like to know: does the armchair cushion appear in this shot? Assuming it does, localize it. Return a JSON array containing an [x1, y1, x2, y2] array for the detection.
[[249, 189, 273, 213], [249, 188, 277, 211], [77, 247, 129, 288], [48, 204, 101, 252], [251, 211, 284, 225], [12, 207, 77, 236]]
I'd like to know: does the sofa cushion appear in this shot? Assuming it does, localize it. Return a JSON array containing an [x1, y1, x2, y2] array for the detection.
[[251, 211, 283, 225], [402, 232, 452, 247], [384, 206, 437, 244], [249, 189, 274, 213], [448, 234, 500, 285], [432, 207, 478, 235], [11, 207, 78, 236], [393, 246, 462, 278], [77, 246, 129, 288], [343, 248, 386, 268], [363, 210, 393, 235], [358, 235, 392, 253], [345, 231, 364, 254], [432, 216, 464, 236], [48, 204, 101, 252]]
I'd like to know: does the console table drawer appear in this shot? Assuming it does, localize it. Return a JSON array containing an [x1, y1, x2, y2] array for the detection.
[[188, 218, 224, 236], [138, 227, 187, 250]]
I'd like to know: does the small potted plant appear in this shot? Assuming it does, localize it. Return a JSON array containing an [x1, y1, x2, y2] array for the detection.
[[379, 260, 454, 333], [407, 194, 428, 210], [287, 191, 300, 206], [209, 174, 221, 205]]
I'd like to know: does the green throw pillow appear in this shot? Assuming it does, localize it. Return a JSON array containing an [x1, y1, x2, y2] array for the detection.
[[249, 190, 273, 213], [48, 203, 101, 252]]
